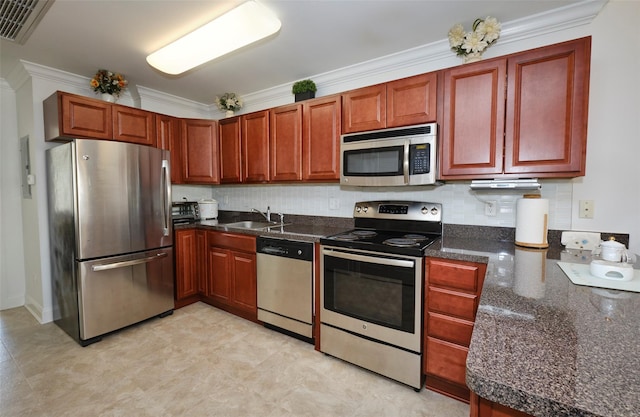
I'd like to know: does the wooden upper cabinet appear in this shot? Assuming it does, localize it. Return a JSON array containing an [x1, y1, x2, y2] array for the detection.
[[504, 37, 590, 177], [342, 73, 437, 134], [156, 114, 183, 184], [270, 103, 303, 182], [218, 116, 242, 183], [112, 104, 156, 146], [181, 118, 219, 184], [241, 110, 270, 183], [303, 95, 342, 181], [387, 72, 437, 128], [44, 91, 112, 140], [440, 37, 591, 180], [440, 59, 507, 178], [342, 84, 386, 133]]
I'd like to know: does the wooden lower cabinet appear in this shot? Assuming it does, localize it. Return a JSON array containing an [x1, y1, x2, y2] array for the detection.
[[470, 392, 534, 417], [174, 228, 201, 308], [424, 258, 486, 402], [205, 231, 257, 321]]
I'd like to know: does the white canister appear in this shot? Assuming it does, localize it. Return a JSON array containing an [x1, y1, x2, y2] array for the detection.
[[198, 199, 218, 220], [515, 194, 549, 248]]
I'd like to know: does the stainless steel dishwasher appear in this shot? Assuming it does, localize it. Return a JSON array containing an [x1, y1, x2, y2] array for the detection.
[[256, 236, 314, 342]]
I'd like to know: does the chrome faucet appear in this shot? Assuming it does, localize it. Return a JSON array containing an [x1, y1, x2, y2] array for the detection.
[[251, 206, 271, 222]]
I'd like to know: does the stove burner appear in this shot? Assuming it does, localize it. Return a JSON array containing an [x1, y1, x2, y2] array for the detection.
[[352, 230, 377, 238], [383, 238, 421, 247], [404, 234, 427, 241]]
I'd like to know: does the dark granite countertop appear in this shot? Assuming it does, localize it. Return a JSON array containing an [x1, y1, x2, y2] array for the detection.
[[451, 240, 640, 417], [175, 214, 639, 416], [174, 211, 353, 243]]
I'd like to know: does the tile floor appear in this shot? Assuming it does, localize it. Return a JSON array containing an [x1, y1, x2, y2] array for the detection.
[[1, 302, 470, 416]]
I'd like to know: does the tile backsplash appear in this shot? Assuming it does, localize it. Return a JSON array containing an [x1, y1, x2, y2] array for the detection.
[[173, 179, 572, 230]]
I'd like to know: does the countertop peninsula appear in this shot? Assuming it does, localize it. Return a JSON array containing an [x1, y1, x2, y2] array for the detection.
[[177, 216, 639, 416], [433, 237, 639, 417]]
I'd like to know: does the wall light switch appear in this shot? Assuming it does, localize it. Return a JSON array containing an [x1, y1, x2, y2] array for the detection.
[[329, 198, 339, 210]]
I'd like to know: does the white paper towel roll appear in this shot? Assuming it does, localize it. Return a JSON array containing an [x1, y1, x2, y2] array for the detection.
[[515, 194, 549, 248]]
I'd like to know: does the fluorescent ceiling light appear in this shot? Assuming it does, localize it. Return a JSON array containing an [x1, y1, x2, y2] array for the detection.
[[146, 1, 281, 75]]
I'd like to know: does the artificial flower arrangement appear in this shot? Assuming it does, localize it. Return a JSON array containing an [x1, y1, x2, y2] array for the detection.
[[448, 16, 501, 61], [90, 69, 128, 97], [215, 93, 243, 112]]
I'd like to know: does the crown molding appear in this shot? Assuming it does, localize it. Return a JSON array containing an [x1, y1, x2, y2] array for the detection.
[[242, 0, 607, 110], [3, 0, 607, 113]]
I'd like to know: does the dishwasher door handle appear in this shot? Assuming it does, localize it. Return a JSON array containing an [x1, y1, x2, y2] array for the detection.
[[260, 247, 288, 256]]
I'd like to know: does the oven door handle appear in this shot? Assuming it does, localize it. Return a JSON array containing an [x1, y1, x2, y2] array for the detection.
[[322, 248, 415, 268]]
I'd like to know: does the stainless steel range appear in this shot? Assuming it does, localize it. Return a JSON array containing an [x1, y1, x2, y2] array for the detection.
[[319, 200, 442, 390]]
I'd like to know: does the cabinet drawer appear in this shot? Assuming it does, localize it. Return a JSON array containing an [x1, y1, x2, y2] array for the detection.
[[428, 259, 483, 293], [426, 337, 468, 386], [427, 312, 474, 346], [428, 287, 478, 321], [207, 231, 256, 252]]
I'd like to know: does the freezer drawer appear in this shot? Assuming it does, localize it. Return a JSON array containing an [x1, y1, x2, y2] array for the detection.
[[77, 248, 174, 340]]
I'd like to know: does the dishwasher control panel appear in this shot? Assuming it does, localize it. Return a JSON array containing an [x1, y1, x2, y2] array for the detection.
[[256, 237, 313, 261]]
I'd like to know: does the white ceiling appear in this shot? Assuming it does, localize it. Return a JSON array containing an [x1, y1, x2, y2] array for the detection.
[[0, 0, 582, 104]]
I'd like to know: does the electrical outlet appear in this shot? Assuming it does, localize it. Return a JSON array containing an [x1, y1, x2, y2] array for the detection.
[[579, 200, 594, 219], [329, 198, 339, 210], [485, 201, 497, 216]]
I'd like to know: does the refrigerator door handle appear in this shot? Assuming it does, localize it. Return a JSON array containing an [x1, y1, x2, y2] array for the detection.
[[162, 159, 171, 236], [91, 252, 169, 272]]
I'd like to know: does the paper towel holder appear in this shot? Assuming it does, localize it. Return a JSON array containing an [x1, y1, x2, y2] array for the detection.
[[470, 178, 541, 191]]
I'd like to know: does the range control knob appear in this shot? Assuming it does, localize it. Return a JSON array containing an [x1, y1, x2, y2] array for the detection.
[[355, 206, 361, 213], [362, 206, 368, 213], [431, 207, 439, 215], [421, 206, 429, 214]]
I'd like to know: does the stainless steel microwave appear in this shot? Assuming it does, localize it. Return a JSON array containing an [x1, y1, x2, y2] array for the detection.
[[340, 123, 437, 186]]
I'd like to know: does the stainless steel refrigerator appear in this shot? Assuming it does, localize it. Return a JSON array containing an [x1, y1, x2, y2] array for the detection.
[[46, 139, 174, 346]]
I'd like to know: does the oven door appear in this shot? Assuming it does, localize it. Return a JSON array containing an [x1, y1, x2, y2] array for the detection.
[[320, 245, 422, 353]]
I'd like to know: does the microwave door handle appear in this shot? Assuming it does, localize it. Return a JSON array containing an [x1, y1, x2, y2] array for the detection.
[[403, 142, 410, 184]]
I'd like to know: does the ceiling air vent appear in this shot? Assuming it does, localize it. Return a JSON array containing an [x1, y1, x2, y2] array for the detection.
[[0, 0, 54, 44]]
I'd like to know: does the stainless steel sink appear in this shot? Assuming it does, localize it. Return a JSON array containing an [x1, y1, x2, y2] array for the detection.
[[223, 221, 290, 230]]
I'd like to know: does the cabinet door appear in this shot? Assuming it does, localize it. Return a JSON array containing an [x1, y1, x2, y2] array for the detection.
[[387, 73, 437, 127], [342, 84, 386, 133], [241, 110, 270, 182], [218, 116, 242, 183], [504, 38, 590, 177], [182, 119, 219, 184], [230, 251, 257, 313], [207, 246, 230, 304], [270, 104, 303, 181], [175, 229, 198, 301], [49, 92, 112, 140], [303, 95, 341, 181], [440, 59, 507, 178], [196, 230, 207, 294], [112, 105, 156, 146], [156, 115, 183, 184]]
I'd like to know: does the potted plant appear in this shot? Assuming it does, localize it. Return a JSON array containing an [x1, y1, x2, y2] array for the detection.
[[215, 92, 243, 117], [90, 69, 128, 102], [292, 79, 317, 102]]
